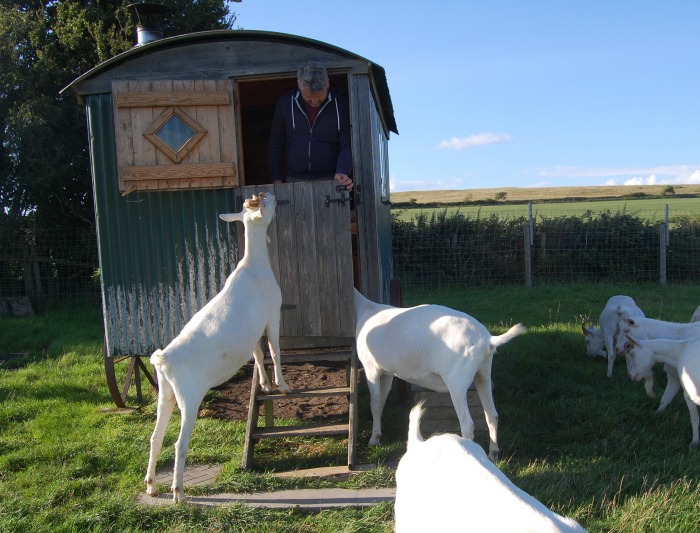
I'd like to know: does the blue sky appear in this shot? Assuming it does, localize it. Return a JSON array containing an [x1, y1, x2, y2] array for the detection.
[[235, 1, 700, 193]]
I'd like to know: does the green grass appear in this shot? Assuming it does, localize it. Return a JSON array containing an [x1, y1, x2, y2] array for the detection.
[[392, 196, 700, 222], [3, 284, 700, 531]]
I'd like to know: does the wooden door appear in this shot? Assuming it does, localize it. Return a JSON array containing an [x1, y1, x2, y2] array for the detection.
[[239, 182, 355, 344]]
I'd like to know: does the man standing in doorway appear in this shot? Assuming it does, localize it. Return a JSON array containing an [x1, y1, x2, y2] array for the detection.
[[268, 60, 353, 191]]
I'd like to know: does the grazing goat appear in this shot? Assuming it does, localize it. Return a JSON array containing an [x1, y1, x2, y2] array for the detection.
[[616, 313, 700, 413], [354, 289, 525, 461], [622, 334, 700, 446], [394, 403, 587, 533], [144, 192, 290, 503], [581, 295, 644, 378]]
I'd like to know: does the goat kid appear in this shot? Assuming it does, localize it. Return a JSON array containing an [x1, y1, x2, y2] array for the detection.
[[354, 289, 525, 461], [394, 403, 586, 533], [144, 193, 290, 503], [622, 334, 700, 446], [581, 295, 644, 378]]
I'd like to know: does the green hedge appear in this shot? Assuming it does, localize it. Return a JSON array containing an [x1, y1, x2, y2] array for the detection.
[[392, 209, 700, 287]]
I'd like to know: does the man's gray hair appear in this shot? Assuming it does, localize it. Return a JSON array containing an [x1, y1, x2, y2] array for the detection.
[[297, 61, 329, 92]]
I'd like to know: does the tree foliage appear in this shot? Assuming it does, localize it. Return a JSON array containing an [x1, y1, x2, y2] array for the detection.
[[0, 0, 238, 230]]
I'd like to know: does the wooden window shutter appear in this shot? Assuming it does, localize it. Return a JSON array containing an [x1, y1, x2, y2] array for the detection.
[[112, 80, 238, 195]]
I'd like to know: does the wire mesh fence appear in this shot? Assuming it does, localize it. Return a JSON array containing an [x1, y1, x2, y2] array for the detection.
[[0, 224, 100, 303], [393, 205, 700, 288], [2, 203, 699, 305]]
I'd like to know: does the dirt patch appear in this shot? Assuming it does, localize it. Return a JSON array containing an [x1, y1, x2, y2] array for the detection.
[[203, 361, 355, 422]]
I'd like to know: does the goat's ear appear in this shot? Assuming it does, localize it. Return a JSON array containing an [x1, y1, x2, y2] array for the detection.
[[624, 333, 639, 346], [219, 212, 243, 223]]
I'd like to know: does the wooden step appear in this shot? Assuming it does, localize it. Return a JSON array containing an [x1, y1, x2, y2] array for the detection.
[[242, 345, 358, 470], [257, 386, 352, 401], [251, 423, 349, 440]]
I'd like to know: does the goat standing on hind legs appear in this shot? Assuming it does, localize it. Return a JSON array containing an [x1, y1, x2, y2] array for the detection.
[[144, 192, 290, 503]]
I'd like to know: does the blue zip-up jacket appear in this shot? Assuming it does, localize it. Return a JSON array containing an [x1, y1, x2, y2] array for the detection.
[[268, 88, 352, 182]]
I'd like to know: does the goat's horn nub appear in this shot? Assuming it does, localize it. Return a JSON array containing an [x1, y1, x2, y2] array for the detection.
[[244, 194, 262, 209]]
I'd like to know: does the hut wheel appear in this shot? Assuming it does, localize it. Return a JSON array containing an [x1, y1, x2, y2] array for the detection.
[[104, 338, 158, 408]]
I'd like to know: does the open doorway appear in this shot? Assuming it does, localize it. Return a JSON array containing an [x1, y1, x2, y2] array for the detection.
[[236, 73, 350, 187]]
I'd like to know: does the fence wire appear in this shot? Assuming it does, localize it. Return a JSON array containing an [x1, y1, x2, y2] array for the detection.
[[0, 225, 100, 302]]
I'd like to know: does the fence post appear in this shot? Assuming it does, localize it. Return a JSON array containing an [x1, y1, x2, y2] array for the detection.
[[659, 222, 667, 285], [523, 224, 532, 287]]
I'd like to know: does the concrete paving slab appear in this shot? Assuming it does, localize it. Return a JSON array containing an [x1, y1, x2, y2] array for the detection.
[[137, 487, 396, 509], [138, 462, 396, 509]]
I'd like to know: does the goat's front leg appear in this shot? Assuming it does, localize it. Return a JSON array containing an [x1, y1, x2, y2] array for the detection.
[[473, 372, 499, 461], [366, 372, 393, 445], [145, 370, 176, 497], [605, 337, 616, 378], [252, 341, 273, 393], [171, 391, 205, 503], [658, 364, 681, 412], [265, 321, 290, 393]]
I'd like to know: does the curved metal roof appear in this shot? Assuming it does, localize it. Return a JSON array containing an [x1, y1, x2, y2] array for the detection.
[[63, 30, 397, 134]]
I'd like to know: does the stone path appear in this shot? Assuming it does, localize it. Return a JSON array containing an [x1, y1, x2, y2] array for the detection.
[[136, 463, 396, 510]]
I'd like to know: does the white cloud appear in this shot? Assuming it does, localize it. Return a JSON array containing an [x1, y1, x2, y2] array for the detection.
[[437, 132, 512, 150], [540, 165, 700, 186], [390, 175, 471, 192]]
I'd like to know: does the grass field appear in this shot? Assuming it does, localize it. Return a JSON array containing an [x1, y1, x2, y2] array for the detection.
[[2, 283, 700, 531], [390, 184, 700, 205], [391, 184, 700, 222]]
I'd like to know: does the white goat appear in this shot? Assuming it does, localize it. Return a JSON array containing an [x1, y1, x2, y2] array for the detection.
[[394, 403, 587, 533], [144, 192, 290, 503], [622, 334, 700, 446], [616, 314, 700, 412], [354, 289, 525, 461], [581, 295, 644, 378]]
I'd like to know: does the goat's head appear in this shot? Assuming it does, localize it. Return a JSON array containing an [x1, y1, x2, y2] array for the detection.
[[614, 317, 638, 355], [219, 192, 276, 227], [581, 317, 605, 356], [622, 334, 656, 397]]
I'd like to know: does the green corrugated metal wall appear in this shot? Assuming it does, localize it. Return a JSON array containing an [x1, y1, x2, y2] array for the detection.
[[86, 94, 240, 356]]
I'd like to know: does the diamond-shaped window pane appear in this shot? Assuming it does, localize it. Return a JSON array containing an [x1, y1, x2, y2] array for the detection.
[[155, 115, 196, 153]]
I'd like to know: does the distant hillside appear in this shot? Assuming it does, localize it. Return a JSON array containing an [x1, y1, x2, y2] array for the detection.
[[390, 184, 700, 207]]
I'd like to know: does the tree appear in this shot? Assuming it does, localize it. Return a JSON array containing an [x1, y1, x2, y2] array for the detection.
[[0, 0, 239, 230]]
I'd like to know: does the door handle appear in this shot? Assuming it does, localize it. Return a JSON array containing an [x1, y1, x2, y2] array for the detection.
[[325, 185, 350, 207]]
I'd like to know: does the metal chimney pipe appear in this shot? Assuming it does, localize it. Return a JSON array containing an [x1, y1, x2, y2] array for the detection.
[[128, 2, 169, 46]]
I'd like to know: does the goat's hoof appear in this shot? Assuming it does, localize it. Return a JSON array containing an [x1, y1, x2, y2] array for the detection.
[[145, 483, 158, 497], [368, 436, 381, 446], [278, 384, 292, 394], [172, 488, 184, 503]]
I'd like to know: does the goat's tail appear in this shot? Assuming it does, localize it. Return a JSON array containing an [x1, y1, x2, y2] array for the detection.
[[150, 348, 165, 367], [407, 401, 426, 451], [491, 323, 527, 348]]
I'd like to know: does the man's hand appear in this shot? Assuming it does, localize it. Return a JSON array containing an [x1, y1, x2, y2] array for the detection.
[[335, 173, 353, 191]]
